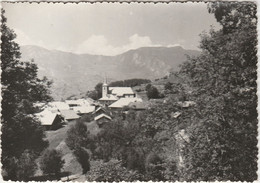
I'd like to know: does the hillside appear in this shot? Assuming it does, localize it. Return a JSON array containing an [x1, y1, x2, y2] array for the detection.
[[20, 45, 200, 100]]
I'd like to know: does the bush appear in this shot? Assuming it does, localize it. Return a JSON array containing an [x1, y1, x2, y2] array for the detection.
[[39, 149, 64, 178], [85, 159, 145, 182], [145, 152, 164, 181]]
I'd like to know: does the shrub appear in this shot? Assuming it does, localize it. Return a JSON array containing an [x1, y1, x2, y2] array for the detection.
[[145, 152, 164, 181], [85, 159, 145, 182]]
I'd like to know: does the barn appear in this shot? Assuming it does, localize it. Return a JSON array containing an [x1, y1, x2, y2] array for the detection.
[[36, 109, 64, 130]]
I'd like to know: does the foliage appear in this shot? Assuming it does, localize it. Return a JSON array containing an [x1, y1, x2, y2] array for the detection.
[[179, 2, 257, 181], [66, 120, 94, 151], [65, 120, 94, 174], [16, 150, 37, 181], [1, 9, 52, 180], [85, 159, 145, 182], [74, 147, 90, 174], [39, 149, 65, 177], [164, 82, 172, 91], [78, 113, 93, 123], [146, 86, 160, 99], [145, 152, 165, 181], [87, 82, 103, 100], [145, 83, 152, 91], [94, 82, 103, 99], [109, 78, 151, 87]]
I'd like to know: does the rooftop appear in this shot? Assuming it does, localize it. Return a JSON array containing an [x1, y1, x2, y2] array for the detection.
[[60, 109, 80, 120], [94, 113, 112, 121], [35, 109, 59, 126], [109, 87, 135, 97], [99, 94, 118, 101], [109, 97, 143, 108]]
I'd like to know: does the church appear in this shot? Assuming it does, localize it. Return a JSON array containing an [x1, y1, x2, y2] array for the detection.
[[98, 79, 138, 107]]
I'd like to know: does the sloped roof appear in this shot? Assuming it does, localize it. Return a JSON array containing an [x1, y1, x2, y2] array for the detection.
[[94, 113, 112, 121], [65, 99, 93, 106], [73, 106, 95, 114], [109, 87, 135, 97], [99, 94, 118, 101], [60, 109, 80, 120], [92, 107, 107, 114], [35, 109, 59, 126], [109, 97, 143, 108], [128, 101, 146, 110], [48, 101, 70, 110]]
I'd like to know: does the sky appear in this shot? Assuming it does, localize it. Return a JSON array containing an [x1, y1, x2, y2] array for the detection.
[[2, 2, 221, 56]]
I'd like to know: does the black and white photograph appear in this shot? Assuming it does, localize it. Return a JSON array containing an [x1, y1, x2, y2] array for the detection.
[[1, 1, 258, 182]]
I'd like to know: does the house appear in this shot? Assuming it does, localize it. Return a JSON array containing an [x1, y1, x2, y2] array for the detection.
[[109, 87, 136, 98], [65, 98, 94, 108], [109, 97, 143, 109], [128, 101, 146, 110], [94, 113, 112, 127], [73, 106, 95, 116], [92, 107, 108, 116], [60, 109, 80, 122], [48, 101, 70, 111], [35, 109, 64, 130]]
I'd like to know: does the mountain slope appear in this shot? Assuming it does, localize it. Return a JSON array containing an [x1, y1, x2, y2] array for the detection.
[[20, 45, 200, 100]]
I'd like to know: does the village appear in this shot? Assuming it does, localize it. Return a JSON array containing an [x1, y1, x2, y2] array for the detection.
[[2, 2, 257, 182], [35, 79, 147, 131]]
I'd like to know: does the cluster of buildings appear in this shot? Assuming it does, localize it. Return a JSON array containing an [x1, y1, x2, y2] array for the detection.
[[35, 98, 96, 130], [35, 79, 146, 130], [98, 79, 145, 110]]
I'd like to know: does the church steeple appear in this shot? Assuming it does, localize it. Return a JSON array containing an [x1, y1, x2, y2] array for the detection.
[[102, 75, 108, 97]]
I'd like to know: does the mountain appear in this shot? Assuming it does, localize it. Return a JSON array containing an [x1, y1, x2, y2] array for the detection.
[[20, 45, 200, 100]]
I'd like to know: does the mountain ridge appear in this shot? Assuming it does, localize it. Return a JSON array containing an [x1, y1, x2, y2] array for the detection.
[[20, 45, 200, 100]]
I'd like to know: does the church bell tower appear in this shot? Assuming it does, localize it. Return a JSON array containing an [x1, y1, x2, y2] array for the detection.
[[102, 76, 108, 97]]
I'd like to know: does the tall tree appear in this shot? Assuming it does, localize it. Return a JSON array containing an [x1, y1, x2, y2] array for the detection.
[[66, 120, 93, 174], [179, 2, 257, 181], [1, 9, 52, 180]]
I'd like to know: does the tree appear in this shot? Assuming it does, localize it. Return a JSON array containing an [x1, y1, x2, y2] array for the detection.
[[16, 150, 37, 181], [95, 82, 103, 99], [1, 9, 52, 180], [147, 86, 160, 99], [40, 149, 65, 178], [66, 121, 93, 174], [145, 84, 152, 91], [164, 82, 172, 91], [74, 147, 90, 174], [179, 2, 257, 181]]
